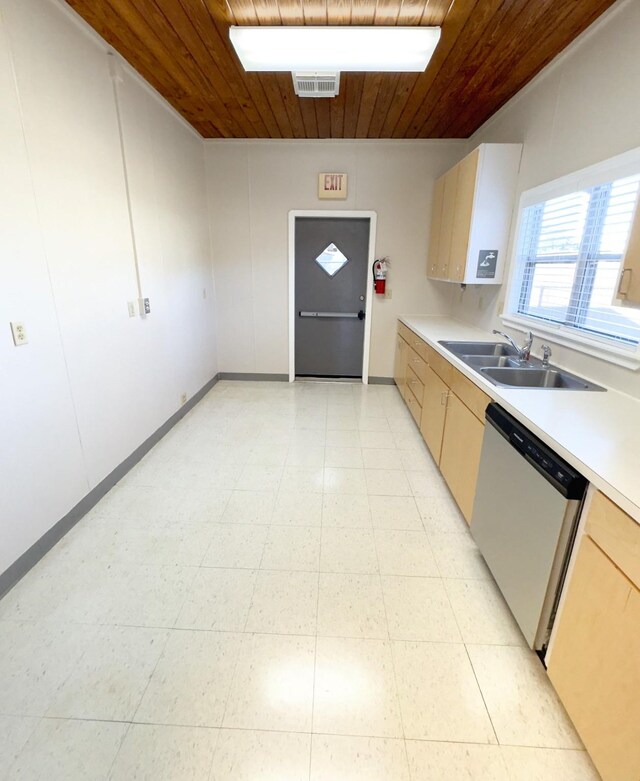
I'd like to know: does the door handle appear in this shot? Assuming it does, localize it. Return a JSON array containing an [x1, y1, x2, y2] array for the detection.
[[617, 267, 632, 297], [298, 311, 360, 318]]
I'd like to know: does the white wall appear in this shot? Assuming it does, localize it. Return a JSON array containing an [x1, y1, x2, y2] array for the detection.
[[206, 140, 463, 378], [451, 0, 640, 397], [0, 0, 217, 577]]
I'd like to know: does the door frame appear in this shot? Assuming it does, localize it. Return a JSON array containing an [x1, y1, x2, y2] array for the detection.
[[288, 210, 377, 383]]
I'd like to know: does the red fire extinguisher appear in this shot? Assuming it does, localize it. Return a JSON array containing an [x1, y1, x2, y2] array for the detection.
[[372, 257, 390, 295]]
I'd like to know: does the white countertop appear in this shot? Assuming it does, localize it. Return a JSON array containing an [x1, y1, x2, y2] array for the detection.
[[399, 315, 640, 524]]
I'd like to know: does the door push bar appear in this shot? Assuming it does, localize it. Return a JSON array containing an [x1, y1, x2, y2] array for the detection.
[[299, 310, 365, 320]]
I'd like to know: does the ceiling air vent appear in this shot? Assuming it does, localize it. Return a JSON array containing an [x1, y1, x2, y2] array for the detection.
[[292, 72, 340, 98]]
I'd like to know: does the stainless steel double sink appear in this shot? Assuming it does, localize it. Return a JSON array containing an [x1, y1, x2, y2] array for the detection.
[[439, 341, 606, 391]]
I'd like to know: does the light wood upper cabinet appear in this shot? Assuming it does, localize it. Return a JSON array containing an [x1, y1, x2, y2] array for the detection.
[[617, 197, 640, 304], [427, 143, 522, 285], [436, 168, 458, 279], [427, 176, 445, 279], [548, 536, 640, 781], [419, 366, 449, 463], [449, 149, 479, 282]]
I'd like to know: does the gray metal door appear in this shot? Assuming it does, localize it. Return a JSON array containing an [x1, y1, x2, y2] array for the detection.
[[295, 217, 370, 377]]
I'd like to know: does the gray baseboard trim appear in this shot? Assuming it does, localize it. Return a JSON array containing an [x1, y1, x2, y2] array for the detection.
[[368, 376, 395, 385], [0, 373, 220, 601], [219, 372, 289, 382]]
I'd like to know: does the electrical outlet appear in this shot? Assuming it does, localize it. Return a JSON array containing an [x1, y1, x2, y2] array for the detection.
[[180, 392, 187, 405], [127, 301, 136, 318], [138, 297, 151, 316], [385, 288, 392, 299], [10, 321, 28, 346]]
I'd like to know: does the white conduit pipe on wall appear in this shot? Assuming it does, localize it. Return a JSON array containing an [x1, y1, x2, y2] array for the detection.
[[107, 51, 144, 309]]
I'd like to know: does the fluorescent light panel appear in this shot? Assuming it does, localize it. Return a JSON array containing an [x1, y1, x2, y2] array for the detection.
[[229, 26, 441, 72]]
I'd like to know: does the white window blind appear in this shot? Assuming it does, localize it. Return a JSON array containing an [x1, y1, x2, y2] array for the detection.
[[514, 174, 640, 345]]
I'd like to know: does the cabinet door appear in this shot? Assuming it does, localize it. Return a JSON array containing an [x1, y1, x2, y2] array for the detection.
[[436, 167, 458, 279], [393, 335, 408, 395], [617, 198, 640, 303], [548, 537, 640, 781], [449, 149, 479, 282], [427, 175, 445, 279], [439, 392, 485, 523], [419, 366, 449, 463]]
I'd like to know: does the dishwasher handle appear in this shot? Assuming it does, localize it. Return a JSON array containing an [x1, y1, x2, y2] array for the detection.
[[485, 403, 586, 500]]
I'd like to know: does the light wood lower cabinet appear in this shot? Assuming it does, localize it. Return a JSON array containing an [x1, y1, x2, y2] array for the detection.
[[393, 334, 408, 397], [405, 386, 422, 427], [547, 535, 640, 781], [586, 490, 640, 588], [395, 323, 489, 522], [406, 365, 424, 407], [439, 392, 485, 523], [419, 366, 449, 462]]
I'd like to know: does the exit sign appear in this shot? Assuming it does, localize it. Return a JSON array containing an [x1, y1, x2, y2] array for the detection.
[[318, 172, 347, 200]]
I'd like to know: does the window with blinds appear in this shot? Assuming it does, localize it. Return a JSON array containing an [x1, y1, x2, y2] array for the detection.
[[514, 174, 640, 345]]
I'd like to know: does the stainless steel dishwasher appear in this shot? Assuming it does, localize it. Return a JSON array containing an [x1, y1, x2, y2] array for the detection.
[[471, 403, 587, 658]]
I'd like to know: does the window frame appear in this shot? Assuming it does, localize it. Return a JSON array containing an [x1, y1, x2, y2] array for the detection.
[[503, 147, 640, 370]]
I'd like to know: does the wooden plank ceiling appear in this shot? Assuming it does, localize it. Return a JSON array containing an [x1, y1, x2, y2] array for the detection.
[[65, 0, 617, 139]]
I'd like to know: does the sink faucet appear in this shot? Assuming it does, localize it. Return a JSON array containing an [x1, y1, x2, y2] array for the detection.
[[492, 329, 534, 363]]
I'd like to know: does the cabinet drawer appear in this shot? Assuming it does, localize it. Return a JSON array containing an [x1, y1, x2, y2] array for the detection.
[[448, 365, 491, 423], [396, 322, 428, 362], [425, 345, 454, 386], [405, 387, 422, 426], [586, 491, 640, 589], [397, 322, 414, 345], [406, 349, 429, 385], [406, 365, 424, 407], [406, 334, 429, 363]]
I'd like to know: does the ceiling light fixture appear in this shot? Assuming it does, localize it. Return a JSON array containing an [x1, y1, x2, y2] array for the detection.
[[229, 26, 441, 73]]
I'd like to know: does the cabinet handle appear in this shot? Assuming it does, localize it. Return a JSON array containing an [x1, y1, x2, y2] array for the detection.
[[440, 391, 449, 406], [617, 267, 632, 297]]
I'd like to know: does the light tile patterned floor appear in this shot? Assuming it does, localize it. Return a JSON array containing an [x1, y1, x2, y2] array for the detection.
[[0, 381, 601, 780]]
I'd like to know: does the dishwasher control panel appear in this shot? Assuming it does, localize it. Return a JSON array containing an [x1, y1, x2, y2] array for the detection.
[[487, 404, 586, 499]]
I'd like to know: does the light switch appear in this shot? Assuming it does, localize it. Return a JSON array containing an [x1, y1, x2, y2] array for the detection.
[[10, 321, 28, 346]]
